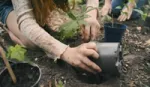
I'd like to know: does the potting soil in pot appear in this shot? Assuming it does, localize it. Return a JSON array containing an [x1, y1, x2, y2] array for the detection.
[[0, 63, 40, 87]]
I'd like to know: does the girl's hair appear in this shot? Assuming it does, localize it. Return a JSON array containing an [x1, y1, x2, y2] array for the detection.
[[31, 0, 69, 26]]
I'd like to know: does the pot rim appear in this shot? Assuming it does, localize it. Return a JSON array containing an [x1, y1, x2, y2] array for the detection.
[[104, 22, 127, 29], [0, 62, 42, 87]]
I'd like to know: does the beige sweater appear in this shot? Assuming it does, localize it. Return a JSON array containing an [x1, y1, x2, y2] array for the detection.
[[11, 0, 68, 59]]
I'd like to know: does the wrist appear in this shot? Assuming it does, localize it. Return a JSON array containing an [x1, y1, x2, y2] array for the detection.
[[86, 0, 99, 8], [127, 2, 136, 8], [86, 7, 99, 19], [104, 0, 111, 5], [87, 9, 98, 18], [60, 45, 71, 60]]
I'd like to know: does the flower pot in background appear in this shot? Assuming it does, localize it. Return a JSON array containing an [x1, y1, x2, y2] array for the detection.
[[104, 23, 127, 43]]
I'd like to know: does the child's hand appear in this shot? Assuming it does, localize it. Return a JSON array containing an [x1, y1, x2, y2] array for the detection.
[[118, 2, 135, 21], [101, 3, 112, 16], [61, 42, 102, 73], [81, 9, 101, 42]]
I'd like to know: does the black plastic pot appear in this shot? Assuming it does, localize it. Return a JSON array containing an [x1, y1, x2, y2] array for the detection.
[[0, 62, 41, 87], [74, 42, 123, 84], [104, 23, 127, 43], [144, 17, 150, 27]]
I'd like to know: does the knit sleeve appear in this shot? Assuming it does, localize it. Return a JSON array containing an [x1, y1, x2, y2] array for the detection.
[[11, 0, 68, 59]]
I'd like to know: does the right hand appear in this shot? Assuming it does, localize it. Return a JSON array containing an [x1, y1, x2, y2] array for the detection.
[[61, 42, 101, 74], [101, 3, 112, 16]]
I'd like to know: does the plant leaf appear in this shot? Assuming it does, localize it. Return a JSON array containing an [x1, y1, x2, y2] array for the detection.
[[133, 9, 144, 15], [59, 20, 79, 39], [67, 10, 77, 20], [141, 13, 148, 21], [7, 45, 27, 61], [115, 6, 122, 9]]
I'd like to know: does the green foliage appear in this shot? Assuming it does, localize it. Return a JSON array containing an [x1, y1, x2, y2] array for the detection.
[[56, 80, 64, 87], [115, 6, 122, 9], [7, 45, 27, 61], [101, 15, 112, 23], [134, 9, 148, 21], [68, 0, 83, 4], [59, 5, 95, 40]]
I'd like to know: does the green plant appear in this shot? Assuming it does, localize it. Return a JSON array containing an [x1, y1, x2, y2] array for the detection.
[[7, 44, 27, 61], [58, 5, 96, 40]]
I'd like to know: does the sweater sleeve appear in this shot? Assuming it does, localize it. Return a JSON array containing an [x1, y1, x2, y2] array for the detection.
[[11, 0, 68, 59]]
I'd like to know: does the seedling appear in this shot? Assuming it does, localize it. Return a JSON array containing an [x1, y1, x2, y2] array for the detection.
[[7, 44, 27, 62], [58, 5, 97, 41]]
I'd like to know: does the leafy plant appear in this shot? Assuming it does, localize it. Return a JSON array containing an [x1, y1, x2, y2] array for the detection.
[[58, 5, 95, 40], [7, 44, 27, 61]]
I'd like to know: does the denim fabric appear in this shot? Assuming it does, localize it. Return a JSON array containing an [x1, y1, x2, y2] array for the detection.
[[111, 0, 147, 19], [0, 0, 13, 24]]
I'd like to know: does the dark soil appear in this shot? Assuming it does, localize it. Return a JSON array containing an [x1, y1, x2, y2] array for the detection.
[[0, 63, 40, 87]]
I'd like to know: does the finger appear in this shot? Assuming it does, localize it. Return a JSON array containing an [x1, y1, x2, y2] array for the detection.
[[120, 15, 125, 21], [117, 14, 123, 21], [84, 25, 90, 42], [85, 42, 97, 51], [90, 26, 97, 41], [119, 14, 126, 21], [84, 49, 99, 59], [109, 8, 112, 14], [121, 15, 127, 21], [80, 25, 85, 40], [127, 12, 132, 19], [91, 24, 100, 41], [79, 63, 96, 74], [81, 57, 101, 72]]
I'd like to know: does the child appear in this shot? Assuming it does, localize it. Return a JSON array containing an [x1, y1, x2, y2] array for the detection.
[[101, 0, 147, 21], [0, 0, 101, 73]]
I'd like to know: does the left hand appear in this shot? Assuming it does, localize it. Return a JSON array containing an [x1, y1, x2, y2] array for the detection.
[[81, 10, 101, 42], [118, 3, 134, 21]]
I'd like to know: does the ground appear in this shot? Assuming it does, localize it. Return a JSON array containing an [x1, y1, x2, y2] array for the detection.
[[37, 20, 150, 87], [0, 13, 150, 87]]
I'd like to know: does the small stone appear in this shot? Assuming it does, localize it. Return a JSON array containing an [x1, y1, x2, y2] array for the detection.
[[137, 27, 142, 31], [145, 48, 150, 53], [64, 80, 66, 84], [35, 58, 38, 61], [61, 76, 64, 79]]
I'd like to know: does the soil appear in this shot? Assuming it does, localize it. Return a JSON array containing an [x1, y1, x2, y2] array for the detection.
[[0, 11, 150, 87], [0, 63, 40, 87]]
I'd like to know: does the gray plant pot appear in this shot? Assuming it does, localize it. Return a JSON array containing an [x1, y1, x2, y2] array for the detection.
[[74, 42, 123, 84]]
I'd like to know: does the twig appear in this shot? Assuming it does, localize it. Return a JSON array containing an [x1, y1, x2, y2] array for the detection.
[[0, 22, 8, 32], [0, 46, 17, 84]]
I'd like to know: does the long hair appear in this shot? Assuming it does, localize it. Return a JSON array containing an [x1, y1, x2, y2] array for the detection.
[[31, 0, 69, 26]]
